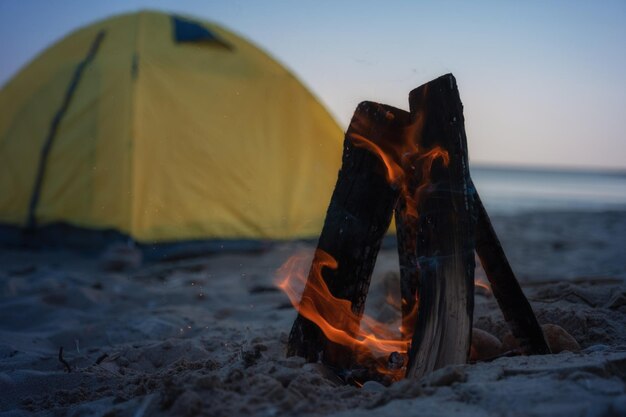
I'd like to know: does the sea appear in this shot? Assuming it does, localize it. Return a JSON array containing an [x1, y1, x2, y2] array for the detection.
[[470, 165, 626, 214]]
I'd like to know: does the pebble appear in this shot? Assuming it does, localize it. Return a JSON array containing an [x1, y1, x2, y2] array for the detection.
[[542, 324, 581, 353], [387, 351, 405, 369], [502, 324, 581, 353], [470, 328, 503, 361]]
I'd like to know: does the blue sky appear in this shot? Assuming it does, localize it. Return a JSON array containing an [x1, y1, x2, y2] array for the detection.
[[1, 0, 625, 170]]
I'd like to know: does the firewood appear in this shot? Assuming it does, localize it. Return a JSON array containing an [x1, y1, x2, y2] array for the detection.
[[402, 74, 477, 379], [286, 73, 548, 383], [286, 102, 410, 369], [473, 191, 551, 355]]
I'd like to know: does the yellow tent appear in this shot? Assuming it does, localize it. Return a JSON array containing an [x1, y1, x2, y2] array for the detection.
[[0, 11, 343, 250]]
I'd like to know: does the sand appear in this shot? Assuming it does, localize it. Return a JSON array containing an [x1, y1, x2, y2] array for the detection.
[[0, 210, 625, 416]]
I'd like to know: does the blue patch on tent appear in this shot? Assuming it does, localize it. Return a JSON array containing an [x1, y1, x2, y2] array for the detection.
[[172, 16, 232, 49]]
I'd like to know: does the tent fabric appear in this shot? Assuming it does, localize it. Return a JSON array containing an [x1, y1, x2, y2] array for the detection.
[[26, 30, 107, 229], [0, 11, 344, 244], [172, 15, 230, 48]]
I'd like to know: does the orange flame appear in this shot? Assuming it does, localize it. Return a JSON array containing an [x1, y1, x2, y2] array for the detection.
[[474, 278, 492, 295], [385, 291, 403, 311], [277, 250, 417, 382], [348, 113, 449, 221]]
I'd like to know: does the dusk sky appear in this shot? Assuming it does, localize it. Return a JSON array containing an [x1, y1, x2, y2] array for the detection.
[[1, 1, 624, 170]]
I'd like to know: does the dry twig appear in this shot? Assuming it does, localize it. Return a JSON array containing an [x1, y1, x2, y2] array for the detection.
[[58, 346, 72, 373]]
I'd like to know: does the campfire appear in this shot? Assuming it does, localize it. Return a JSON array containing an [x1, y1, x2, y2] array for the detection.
[[278, 74, 550, 386], [277, 249, 414, 383]]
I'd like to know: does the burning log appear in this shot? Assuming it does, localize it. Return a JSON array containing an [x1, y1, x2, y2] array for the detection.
[[401, 74, 477, 379], [283, 73, 548, 385], [473, 190, 551, 354], [286, 102, 411, 371]]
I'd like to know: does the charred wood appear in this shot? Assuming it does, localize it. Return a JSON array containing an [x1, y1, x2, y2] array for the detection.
[[403, 74, 477, 379], [287, 102, 410, 369], [473, 190, 551, 355]]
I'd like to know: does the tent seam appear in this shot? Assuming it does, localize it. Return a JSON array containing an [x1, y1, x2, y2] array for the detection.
[[128, 12, 142, 240]]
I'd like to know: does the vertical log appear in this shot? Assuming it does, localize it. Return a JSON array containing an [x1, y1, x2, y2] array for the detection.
[[403, 74, 477, 379], [395, 198, 420, 339], [473, 189, 551, 354], [287, 102, 410, 370]]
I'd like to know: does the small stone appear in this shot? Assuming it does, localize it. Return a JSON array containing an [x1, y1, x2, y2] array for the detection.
[[361, 380, 386, 392], [502, 324, 581, 354], [541, 324, 581, 353], [470, 328, 503, 361], [387, 351, 405, 370]]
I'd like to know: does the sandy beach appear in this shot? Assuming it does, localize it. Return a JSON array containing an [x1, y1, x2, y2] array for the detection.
[[0, 209, 625, 416], [1, 2, 624, 416]]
